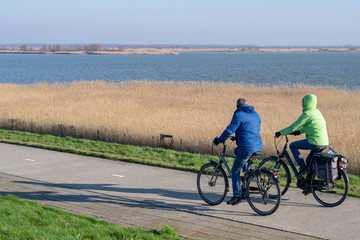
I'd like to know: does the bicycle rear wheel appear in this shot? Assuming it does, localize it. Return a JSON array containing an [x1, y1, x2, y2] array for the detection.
[[197, 162, 228, 205], [259, 157, 290, 196], [311, 169, 348, 207], [246, 170, 281, 215]]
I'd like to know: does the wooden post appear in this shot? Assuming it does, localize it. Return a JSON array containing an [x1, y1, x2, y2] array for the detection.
[[160, 134, 174, 148], [9, 119, 16, 130]]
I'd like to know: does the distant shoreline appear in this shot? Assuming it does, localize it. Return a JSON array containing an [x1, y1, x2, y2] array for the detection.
[[0, 49, 179, 55], [1, 47, 360, 55]]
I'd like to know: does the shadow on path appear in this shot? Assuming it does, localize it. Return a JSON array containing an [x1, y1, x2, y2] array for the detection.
[[8, 180, 256, 215], [4, 179, 322, 217]]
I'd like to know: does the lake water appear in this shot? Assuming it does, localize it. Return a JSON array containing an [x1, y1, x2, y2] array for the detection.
[[0, 52, 359, 89]]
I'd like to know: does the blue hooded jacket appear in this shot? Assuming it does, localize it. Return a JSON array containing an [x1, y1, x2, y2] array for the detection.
[[218, 105, 262, 154]]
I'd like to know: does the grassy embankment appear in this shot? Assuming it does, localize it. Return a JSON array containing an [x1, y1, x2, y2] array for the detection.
[[0, 194, 180, 240], [0, 80, 359, 173]]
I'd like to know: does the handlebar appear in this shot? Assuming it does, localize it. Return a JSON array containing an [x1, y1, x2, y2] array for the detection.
[[223, 142, 227, 153], [211, 142, 227, 155], [212, 136, 236, 154], [274, 135, 289, 155]]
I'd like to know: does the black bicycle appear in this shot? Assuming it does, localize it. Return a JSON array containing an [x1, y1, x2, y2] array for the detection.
[[259, 135, 348, 207], [197, 138, 281, 215]]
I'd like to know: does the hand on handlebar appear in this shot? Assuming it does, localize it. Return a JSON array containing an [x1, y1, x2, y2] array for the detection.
[[275, 131, 281, 138], [213, 136, 235, 145], [213, 137, 220, 145], [290, 130, 301, 136]]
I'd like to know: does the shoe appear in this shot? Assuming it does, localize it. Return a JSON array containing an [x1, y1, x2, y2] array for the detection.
[[227, 197, 242, 205], [302, 188, 311, 196], [241, 193, 247, 199], [296, 167, 308, 177]]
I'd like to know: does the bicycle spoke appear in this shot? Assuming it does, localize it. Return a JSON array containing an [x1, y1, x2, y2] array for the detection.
[[246, 170, 280, 215], [259, 157, 290, 196], [197, 162, 228, 205], [311, 169, 348, 207]]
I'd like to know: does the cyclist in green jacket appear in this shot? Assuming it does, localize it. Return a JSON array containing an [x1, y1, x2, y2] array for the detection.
[[275, 94, 329, 176]]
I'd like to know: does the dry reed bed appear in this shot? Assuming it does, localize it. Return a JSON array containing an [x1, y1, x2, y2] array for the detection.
[[0, 81, 359, 174]]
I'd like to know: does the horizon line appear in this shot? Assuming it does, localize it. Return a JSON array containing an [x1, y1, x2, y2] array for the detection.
[[1, 43, 360, 48]]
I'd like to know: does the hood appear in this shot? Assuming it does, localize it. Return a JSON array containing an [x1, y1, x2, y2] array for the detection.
[[238, 104, 254, 113], [303, 94, 317, 111]]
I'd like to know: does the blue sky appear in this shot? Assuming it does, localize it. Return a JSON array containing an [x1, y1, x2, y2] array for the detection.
[[1, 0, 359, 45]]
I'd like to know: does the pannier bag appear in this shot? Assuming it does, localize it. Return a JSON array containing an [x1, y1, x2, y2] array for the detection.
[[313, 152, 338, 180]]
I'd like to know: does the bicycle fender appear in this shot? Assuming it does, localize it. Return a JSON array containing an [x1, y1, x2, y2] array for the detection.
[[340, 168, 349, 182], [209, 158, 217, 164]]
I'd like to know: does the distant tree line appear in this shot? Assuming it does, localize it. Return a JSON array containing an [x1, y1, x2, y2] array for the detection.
[[17, 44, 126, 52]]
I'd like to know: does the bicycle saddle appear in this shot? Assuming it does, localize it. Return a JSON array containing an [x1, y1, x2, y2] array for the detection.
[[313, 147, 326, 153], [251, 152, 261, 157]]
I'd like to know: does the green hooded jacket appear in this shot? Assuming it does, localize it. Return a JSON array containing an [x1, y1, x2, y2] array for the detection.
[[280, 94, 329, 146]]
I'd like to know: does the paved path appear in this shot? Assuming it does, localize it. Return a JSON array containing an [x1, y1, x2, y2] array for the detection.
[[0, 143, 359, 240]]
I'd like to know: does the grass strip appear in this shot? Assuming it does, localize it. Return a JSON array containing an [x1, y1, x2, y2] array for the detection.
[[0, 194, 181, 240], [0, 129, 359, 198], [0, 129, 214, 172]]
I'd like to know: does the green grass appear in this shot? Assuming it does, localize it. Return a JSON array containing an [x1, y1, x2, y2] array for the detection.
[[0, 129, 213, 172], [0, 194, 180, 240]]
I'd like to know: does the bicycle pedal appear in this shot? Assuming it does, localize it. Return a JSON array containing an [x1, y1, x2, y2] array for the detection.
[[295, 169, 308, 177], [227, 197, 242, 205], [302, 189, 311, 196]]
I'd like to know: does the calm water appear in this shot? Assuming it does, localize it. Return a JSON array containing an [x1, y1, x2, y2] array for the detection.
[[0, 52, 359, 89]]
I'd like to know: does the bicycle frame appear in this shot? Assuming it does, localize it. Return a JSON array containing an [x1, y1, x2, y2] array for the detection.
[[261, 135, 349, 207], [217, 153, 234, 175], [276, 135, 328, 179], [198, 139, 281, 215], [211, 142, 263, 195], [276, 136, 300, 176], [210, 142, 234, 176]]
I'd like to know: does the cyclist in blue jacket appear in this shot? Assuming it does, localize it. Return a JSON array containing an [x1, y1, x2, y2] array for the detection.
[[214, 98, 262, 205]]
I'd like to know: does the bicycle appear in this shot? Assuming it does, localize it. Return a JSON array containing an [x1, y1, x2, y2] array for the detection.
[[197, 138, 281, 215], [259, 135, 348, 207]]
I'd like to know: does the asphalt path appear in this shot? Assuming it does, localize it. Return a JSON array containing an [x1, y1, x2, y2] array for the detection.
[[0, 142, 358, 239]]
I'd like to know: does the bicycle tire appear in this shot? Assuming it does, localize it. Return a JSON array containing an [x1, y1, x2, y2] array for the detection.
[[259, 157, 291, 196], [246, 170, 281, 215], [197, 162, 229, 206], [311, 168, 348, 207]]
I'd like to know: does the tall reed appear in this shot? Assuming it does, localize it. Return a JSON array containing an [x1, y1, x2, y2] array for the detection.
[[0, 81, 359, 174]]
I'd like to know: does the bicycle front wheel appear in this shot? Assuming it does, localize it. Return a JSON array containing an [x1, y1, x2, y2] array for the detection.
[[311, 168, 348, 207], [246, 170, 281, 215], [197, 162, 229, 205], [259, 157, 291, 196]]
